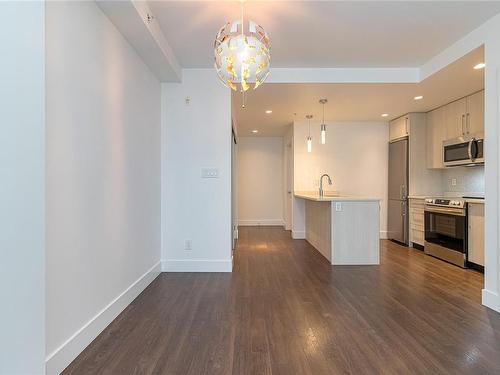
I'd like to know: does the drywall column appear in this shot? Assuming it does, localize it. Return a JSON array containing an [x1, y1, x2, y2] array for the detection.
[[0, 2, 45, 373], [483, 15, 500, 312], [162, 69, 232, 272]]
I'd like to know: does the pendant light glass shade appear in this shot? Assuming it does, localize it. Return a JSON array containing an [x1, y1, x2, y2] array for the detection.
[[306, 114, 313, 153], [319, 98, 328, 145]]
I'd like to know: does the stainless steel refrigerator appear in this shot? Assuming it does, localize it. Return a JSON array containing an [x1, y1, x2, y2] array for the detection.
[[388, 137, 409, 245]]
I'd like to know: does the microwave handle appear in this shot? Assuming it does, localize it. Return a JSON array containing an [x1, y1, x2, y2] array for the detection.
[[468, 138, 477, 161]]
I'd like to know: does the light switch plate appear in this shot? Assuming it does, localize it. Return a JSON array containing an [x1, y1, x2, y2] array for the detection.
[[202, 168, 219, 178], [335, 202, 342, 212]]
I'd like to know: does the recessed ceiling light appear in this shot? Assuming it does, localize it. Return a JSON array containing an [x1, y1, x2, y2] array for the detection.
[[474, 63, 486, 70], [252, 130, 258, 133], [265, 110, 272, 114], [381, 113, 389, 117], [414, 95, 424, 100]]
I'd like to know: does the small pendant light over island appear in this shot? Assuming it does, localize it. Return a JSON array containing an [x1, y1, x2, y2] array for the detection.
[[319, 98, 328, 144], [306, 114, 313, 153]]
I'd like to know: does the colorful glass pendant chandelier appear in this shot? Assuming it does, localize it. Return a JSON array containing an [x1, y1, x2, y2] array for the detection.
[[214, 1, 271, 107]]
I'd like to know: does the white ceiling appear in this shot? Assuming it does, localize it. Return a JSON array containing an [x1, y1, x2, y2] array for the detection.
[[148, 1, 500, 68], [233, 46, 484, 136]]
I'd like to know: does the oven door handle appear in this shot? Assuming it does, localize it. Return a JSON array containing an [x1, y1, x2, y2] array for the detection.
[[424, 206, 466, 217]]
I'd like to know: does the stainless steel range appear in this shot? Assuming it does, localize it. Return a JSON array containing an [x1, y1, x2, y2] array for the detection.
[[424, 198, 467, 268]]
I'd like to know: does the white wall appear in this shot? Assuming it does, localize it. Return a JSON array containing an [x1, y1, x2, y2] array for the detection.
[[0, 2, 45, 374], [293, 121, 389, 237], [237, 137, 284, 226], [162, 69, 232, 272], [45, 2, 161, 373]]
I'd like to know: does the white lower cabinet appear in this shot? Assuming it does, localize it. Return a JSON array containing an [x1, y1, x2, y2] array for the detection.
[[409, 198, 425, 246], [468, 203, 484, 266]]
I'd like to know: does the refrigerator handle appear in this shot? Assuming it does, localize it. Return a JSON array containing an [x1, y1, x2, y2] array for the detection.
[[400, 185, 406, 200]]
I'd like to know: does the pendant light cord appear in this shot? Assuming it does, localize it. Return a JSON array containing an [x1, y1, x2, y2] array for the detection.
[[240, 0, 245, 107], [240, 0, 244, 37]]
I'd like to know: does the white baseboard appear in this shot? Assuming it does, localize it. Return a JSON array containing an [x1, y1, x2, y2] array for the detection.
[[292, 230, 305, 239], [162, 259, 232, 272], [482, 289, 500, 313], [45, 261, 161, 375], [380, 230, 388, 239], [238, 219, 285, 226]]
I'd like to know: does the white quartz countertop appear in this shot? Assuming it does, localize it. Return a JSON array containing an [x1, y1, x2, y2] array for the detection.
[[465, 198, 485, 204], [294, 192, 381, 202]]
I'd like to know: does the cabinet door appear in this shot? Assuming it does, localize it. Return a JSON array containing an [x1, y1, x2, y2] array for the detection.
[[466, 90, 484, 136], [445, 98, 467, 139], [468, 203, 484, 266], [426, 107, 446, 169], [390, 116, 408, 141]]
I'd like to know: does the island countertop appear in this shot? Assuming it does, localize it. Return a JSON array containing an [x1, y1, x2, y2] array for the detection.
[[294, 191, 381, 202]]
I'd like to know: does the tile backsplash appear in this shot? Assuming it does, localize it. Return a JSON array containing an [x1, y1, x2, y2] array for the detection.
[[442, 166, 484, 194]]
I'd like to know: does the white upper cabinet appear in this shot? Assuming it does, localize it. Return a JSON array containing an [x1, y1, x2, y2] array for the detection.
[[444, 91, 484, 139], [426, 106, 445, 169], [389, 115, 409, 141], [466, 90, 484, 136], [445, 97, 467, 139]]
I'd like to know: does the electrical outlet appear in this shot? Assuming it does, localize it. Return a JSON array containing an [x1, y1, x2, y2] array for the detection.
[[201, 168, 219, 178], [184, 240, 192, 250], [451, 178, 457, 186], [335, 202, 342, 212]]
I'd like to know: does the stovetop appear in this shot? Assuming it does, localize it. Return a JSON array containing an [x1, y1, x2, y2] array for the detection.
[[425, 197, 466, 208]]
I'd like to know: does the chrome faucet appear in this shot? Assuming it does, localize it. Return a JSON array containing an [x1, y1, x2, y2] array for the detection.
[[319, 174, 332, 197]]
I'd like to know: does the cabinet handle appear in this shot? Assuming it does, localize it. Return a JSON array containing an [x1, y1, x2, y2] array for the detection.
[[405, 117, 408, 135], [461, 114, 465, 135], [466, 113, 470, 134]]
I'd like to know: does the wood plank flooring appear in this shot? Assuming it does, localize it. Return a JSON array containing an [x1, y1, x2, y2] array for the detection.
[[63, 226, 500, 374]]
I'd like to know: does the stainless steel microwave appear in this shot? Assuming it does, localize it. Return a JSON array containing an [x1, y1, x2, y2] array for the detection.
[[443, 135, 484, 167]]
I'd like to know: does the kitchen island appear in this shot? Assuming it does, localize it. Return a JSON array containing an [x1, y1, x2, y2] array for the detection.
[[294, 192, 380, 265]]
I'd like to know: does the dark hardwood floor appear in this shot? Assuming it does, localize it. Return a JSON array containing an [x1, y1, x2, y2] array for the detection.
[[64, 226, 500, 374]]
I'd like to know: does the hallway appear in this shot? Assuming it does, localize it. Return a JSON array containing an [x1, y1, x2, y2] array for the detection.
[[64, 227, 500, 374]]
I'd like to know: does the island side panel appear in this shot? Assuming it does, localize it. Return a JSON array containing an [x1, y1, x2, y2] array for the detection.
[[331, 201, 380, 265], [305, 200, 332, 262]]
